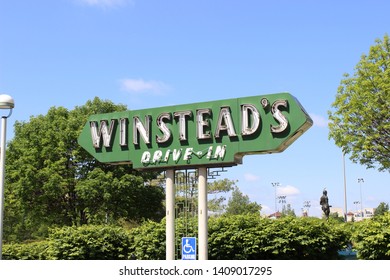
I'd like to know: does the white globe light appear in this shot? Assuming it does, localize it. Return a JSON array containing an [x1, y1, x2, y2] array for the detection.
[[0, 94, 15, 109]]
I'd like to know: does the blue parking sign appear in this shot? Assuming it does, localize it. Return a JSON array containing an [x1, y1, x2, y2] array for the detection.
[[181, 237, 196, 260]]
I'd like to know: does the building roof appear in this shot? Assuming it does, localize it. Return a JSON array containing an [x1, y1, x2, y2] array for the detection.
[[268, 211, 282, 218]]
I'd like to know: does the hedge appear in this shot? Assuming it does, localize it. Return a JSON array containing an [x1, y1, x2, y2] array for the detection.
[[2, 240, 50, 260], [128, 215, 350, 260], [3, 225, 132, 260], [8, 214, 390, 260], [352, 212, 390, 259]]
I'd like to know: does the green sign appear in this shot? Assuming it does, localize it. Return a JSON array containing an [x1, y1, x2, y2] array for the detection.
[[78, 93, 312, 170]]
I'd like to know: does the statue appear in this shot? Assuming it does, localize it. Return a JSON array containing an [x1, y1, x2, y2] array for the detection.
[[320, 188, 331, 219]]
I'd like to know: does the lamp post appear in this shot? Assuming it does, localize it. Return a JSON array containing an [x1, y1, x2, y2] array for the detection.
[[342, 152, 348, 222], [303, 200, 311, 216], [277, 195, 286, 214], [271, 182, 280, 215], [353, 201, 360, 216], [0, 94, 14, 260], [358, 178, 364, 219]]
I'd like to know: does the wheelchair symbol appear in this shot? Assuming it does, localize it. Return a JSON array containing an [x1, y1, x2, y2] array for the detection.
[[183, 239, 195, 254]]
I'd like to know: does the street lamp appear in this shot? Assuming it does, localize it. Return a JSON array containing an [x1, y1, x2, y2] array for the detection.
[[277, 195, 287, 214], [353, 201, 360, 216], [271, 182, 280, 214], [342, 152, 348, 222], [303, 200, 311, 216], [358, 178, 364, 218], [277, 195, 286, 204], [0, 94, 14, 260]]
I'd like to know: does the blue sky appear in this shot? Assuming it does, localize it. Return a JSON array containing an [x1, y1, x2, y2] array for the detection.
[[0, 0, 389, 217]]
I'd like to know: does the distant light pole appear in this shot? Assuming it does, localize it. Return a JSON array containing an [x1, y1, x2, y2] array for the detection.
[[277, 195, 286, 204], [304, 200, 311, 216], [271, 182, 280, 214], [342, 152, 348, 222], [353, 201, 360, 216], [277, 195, 287, 212], [358, 178, 364, 218], [0, 94, 14, 260]]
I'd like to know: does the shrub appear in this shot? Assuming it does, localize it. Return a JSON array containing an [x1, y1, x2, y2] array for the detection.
[[128, 219, 166, 260], [208, 215, 349, 260], [47, 225, 132, 260], [128, 215, 350, 260], [2, 215, 352, 260], [352, 212, 390, 259], [2, 241, 50, 260]]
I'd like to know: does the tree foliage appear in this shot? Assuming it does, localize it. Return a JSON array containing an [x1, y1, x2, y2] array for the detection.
[[281, 204, 296, 217], [4, 97, 164, 241], [225, 187, 261, 215], [374, 202, 389, 216], [208, 178, 236, 213], [174, 172, 236, 215], [328, 34, 390, 172]]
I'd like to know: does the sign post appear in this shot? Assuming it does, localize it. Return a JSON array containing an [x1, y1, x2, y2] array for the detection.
[[78, 92, 313, 260], [198, 167, 208, 260], [165, 169, 175, 260]]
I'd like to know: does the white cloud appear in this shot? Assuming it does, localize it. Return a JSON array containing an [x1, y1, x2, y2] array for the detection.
[[120, 78, 170, 95], [277, 185, 300, 196], [244, 173, 260, 182], [260, 205, 272, 215], [309, 113, 329, 128], [76, 0, 132, 9]]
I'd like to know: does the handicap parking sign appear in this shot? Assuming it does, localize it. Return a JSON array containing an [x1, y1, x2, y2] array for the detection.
[[181, 237, 196, 260]]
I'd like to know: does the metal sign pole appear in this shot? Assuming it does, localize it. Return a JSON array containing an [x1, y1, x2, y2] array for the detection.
[[198, 167, 208, 260], [166, 169, 175, 260]]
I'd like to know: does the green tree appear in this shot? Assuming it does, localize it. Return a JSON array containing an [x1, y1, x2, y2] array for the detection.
[[208, 178, 236, 214], [225, 187, 261, 215], [173, 171, 236, 216], [374, 202, 389, 216], [4, 97, 164, 241], [328, 34, 390, 172], [281, 204, 296, 217], [329, 212, 345, 223]]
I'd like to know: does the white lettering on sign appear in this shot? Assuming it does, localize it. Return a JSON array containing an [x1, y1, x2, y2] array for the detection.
[[90, 119, 116, 148], [133, 115, 151, 145], [183, 147, 193, 160], [119, 118, 128, 146], [241, 104, 260, 136], [156, 112, 171, 143], [196, 108, 212, 139], [173, 110, 192, 141], [89, 99, 289, 149], [271, 100, 288, 133], [140, 145, 227, 166], [215, 107, 237, 138]]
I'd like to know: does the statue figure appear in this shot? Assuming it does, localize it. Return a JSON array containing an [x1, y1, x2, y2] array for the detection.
[[320, 188, 330, 219]]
